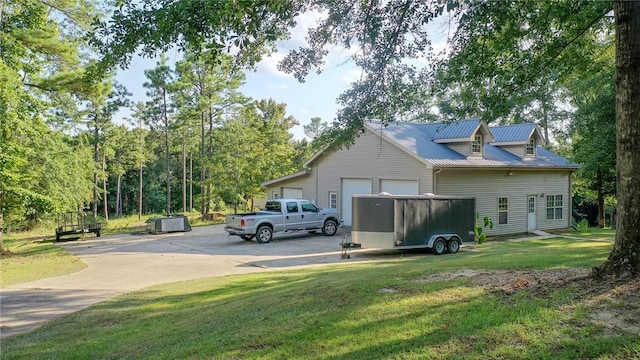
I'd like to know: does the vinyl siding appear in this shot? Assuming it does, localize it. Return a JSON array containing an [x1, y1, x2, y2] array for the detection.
[[265, 129, 433, 210], [436, 169, 572, 235], [496, 144, 526, 158], [446, 142, 472, 157]]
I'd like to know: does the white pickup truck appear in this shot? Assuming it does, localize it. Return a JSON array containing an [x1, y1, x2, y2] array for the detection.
[[224, 199, 341, 243]]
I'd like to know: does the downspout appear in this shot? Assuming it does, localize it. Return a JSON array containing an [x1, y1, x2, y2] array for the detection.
[[432, 168, 442, 194]]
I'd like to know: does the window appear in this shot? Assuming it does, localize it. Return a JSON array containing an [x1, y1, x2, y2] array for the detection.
[[265, 201, 281, 212], [498, 197, 508, 225], [286, 201, 299, 213], [546, 195, 563, 220], [300, 201, 318, 213], [472, 134, 483, 154], [271, 191, 279, 199], [526, 137, 536, 156], [329, 192, 338, 209]]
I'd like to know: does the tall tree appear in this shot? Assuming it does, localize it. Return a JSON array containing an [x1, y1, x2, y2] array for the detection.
[[173, 51, 247, 216], [600, 1, 640, 276], [143, 55, 175, 215], [303, 117, 327, 140], [1, 0, 100, 250]]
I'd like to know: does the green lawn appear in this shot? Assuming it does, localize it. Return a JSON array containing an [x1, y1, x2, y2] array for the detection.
[[0, 238, 86, 288], [3, 229, 638, 359]]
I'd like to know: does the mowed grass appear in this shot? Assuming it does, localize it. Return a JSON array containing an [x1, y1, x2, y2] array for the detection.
[[0, 238, 86, 287], [3, 230, 639, 359]]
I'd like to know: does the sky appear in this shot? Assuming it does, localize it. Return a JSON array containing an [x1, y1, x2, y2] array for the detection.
[[114, 12, 451, 140]]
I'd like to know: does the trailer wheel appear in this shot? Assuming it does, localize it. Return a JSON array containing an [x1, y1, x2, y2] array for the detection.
[[241, 235, 254, 241], [322, 219, 338, 236], [256, 226, 273, 243], [447, 238, 460, 254], [433, 238, 446, 255]]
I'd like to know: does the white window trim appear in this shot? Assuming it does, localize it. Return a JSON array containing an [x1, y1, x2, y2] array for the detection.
[[472, 134, 483, 154], [271, 191, 279, 199], [525, 137, 536, 157], [328, 191, 338, 209], [498, 196, 509, 225], [546, 194, 563, 220]]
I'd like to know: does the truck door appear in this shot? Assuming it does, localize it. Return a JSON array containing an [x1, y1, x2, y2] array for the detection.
[[284, 201, 302, 230], [300, 200, 323, 229]]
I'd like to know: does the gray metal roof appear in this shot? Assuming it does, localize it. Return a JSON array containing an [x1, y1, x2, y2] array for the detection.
[[365, 120, 578, 169], [491, 123, 539, 143]]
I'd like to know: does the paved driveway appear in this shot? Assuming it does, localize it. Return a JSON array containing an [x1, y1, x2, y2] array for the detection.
[[1, 224, 395, 339]]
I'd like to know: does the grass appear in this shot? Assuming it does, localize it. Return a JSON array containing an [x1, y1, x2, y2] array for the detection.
[[3, 228, 638, 359], [0, 238, 86, 288]]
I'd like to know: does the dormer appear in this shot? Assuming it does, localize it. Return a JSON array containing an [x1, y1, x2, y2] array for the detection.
[[490, 123, 545, 159], [432, 119, 494, 158]]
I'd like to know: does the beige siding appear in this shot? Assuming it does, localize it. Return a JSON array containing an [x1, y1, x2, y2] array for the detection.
[[436, 169, 572, 235], [266, 129, 433, 212], [447, 142, 471, 157], [497, 144, 525, 158]]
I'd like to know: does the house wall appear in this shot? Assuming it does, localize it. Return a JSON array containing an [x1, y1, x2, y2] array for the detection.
[[447, 142, 472, 157], [436, 169, 572, 235], [497, 144, 526, 158], [266, 129, 433, 210]]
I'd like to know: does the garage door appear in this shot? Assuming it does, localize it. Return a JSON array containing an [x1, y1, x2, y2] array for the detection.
[[380, 179, 419, 195], [282, 188, 303, 199], [341, 178, 372, 226]]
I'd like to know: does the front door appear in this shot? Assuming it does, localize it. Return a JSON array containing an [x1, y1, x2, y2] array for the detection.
[[527, 195, 537, 231]]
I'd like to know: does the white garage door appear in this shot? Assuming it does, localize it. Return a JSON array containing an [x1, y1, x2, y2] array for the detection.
[[282, 188, 303, 199], [341, 178, 372, 226], [380, 179, 419, 195]]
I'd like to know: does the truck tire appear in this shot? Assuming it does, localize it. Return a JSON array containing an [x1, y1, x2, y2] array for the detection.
[[256, 226, 273, 243], [322, 219, 338, 236], [447, 238, 460, 254], [432, 237, 446, 255]]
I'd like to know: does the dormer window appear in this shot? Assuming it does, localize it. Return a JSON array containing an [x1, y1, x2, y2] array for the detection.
[[472, 134, 483, 154], [525, 137, 535, 156]]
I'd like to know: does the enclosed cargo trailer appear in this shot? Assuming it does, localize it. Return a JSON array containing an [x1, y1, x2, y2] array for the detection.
[[351, 194, 476, 254]]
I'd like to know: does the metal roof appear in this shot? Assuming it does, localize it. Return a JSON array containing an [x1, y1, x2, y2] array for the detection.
[[491, 123, 540, 143], [364, 120, 578, 169]]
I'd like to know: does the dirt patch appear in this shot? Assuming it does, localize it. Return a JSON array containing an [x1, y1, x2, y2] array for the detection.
[[415, 268, 640, 334]]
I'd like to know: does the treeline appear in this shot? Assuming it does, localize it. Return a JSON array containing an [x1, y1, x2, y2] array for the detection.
[[0, 2, 318, 235]]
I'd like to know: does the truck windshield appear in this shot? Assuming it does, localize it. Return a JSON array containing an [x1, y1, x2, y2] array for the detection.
[[264, 201, 282, 213]]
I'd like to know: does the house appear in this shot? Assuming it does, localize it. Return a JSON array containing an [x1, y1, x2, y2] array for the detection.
[[262, 119, 579, 235]]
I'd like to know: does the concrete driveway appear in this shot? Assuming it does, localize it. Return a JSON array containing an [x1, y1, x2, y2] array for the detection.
[[1, 224, 396, 339]]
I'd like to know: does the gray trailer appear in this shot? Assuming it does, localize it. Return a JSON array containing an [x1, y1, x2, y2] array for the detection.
[[350, 194, 476, 255]]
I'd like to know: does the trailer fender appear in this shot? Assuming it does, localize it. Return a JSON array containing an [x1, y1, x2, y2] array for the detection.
[[427, 234, 459, 248]]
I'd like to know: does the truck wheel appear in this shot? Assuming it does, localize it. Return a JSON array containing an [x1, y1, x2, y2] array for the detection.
[[447, 238, 460, 254], [256, 226, 273, 243], [322, 220, 338, 236], [241, 235, 254, 241], [432, 238, 446, 255]]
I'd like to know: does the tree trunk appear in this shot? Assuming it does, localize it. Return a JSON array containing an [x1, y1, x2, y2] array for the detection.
[[116, 173, 122, 216], [92, 124, 99, 218], [189, 152, 193, 212], [0, 194, 4, 252], [138, 161, 143, 220], [600, 1, 640, 277], [200, 112, 207, 217], [182, 140, 187, 213], [102, 154, 108, 220], [597, 172, 605, 228], [163, 88, 171, 216]]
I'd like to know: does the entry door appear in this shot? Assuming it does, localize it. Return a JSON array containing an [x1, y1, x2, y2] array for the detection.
[[527, 195, 537, 231]]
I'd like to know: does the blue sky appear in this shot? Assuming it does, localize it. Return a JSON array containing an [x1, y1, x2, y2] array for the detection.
[[114, 12, 451, 140]]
